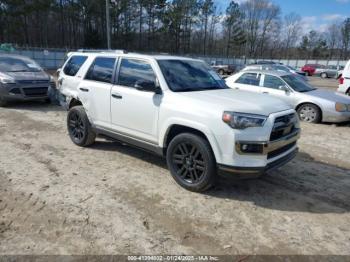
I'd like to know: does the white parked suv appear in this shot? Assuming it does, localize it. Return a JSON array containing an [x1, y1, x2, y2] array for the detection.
[[338, 59, 350, 96], [58, 50, 300, 192]]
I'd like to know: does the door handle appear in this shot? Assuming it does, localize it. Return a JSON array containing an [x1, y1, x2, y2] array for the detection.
[[79, 87, 89, 92], [112, 93, 123, 99], [263, 92, 269, 94]]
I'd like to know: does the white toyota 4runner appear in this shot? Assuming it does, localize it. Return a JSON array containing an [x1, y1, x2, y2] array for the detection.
[[58, 51, 300, 192]]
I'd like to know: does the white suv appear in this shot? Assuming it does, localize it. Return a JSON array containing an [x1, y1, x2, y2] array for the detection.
[[338, 59, 350, 95], [58, 50, 300, 192]]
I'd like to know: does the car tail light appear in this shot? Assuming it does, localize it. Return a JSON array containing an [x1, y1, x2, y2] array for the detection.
[[339, 77, 344, 85]]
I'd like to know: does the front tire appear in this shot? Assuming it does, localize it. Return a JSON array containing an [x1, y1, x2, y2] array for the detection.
[[218, 69, 225, 75], [321, 72, 327, 79], [166, 133, 217, 192], [297, 103, 321, 123], [0, 96, 7, 107], [67, 106, 96, 147]]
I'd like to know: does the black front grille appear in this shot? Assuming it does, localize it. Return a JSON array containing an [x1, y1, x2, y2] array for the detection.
[[18, 80, 49, 85], [23, 87, 48, 97], [9, 88, 21, 94], [267, 142, 296, 159], [270, 113, 297, 141]]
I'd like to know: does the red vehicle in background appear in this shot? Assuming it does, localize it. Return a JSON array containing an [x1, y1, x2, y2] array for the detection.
[[301, 64, 325, 76]]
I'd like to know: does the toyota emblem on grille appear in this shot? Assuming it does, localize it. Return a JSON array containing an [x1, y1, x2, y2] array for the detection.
[[283, 115, 294, 125]]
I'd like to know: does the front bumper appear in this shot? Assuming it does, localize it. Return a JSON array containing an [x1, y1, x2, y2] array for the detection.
[[218, 128, 300, 176], [218, 148, 298, 176], [0, 83, 50, 101], [235, 129, 300, 155], [322, 110, 350, 123]]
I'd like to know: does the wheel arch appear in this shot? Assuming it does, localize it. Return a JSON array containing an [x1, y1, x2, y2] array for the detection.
[[68, 97, 82, 109], [161, 124, 220, 162]]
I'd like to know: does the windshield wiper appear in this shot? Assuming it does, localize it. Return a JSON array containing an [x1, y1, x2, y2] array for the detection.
[[179, 86, 225, 92], [298, 89, 315, 93], [7, 70, 30, 72], [205, 86, 227, 90]]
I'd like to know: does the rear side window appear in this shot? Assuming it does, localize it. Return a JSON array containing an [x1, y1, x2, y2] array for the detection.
[[63, 56, 87, 76], [85, 57, 116, 83], [118, 58, 156, 88], [263, 75, 285, 90], [235, 73, 261, 86]]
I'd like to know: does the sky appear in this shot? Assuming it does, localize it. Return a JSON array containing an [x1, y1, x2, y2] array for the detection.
[[216, 0, 350, 33]]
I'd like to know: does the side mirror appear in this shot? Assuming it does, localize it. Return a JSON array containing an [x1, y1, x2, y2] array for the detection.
[[135, 79, 162, 94], [278, 85, 290, 93]]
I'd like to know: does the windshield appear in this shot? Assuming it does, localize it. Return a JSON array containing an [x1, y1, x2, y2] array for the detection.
[[157, 59, 228, 92], [274, 65, 290, 72], [281, 75, 316, 92], [0, 56, 43, 72], [286, 65, 297, 70]]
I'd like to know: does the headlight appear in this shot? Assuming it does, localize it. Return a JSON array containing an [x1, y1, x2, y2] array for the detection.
[[222, 112, 267, 129], [335, 102, 349, 112], [0, 76, 15, 84]]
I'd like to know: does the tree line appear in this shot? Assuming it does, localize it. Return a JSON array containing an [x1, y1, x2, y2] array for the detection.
[[0, 0, 349, 60]]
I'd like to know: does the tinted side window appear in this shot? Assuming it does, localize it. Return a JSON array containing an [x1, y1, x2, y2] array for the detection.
[[235, 73, 261, 86], [63, 56, 87, 76], [85, 57, 116, 83], [263, 75, 285, 90], [118, 59, 156, 88]]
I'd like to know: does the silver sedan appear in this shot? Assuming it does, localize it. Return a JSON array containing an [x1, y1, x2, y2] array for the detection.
[[225, 70, 350, 123]]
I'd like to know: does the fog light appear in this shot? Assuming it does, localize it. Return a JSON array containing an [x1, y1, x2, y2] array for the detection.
[[240, 144, 263, 154]]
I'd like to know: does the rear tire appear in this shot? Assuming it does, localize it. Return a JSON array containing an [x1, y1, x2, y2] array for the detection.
[[297, 103, 321, 123], [218, 69, 225, 75], [321, 72, 327, 79], [67, 106, 96, 147], [166, 133, 217, 192]]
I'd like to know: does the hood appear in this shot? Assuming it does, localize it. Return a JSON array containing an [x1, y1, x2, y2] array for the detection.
[[179, 89, 292, 115], [3, 71, 50, 81], [308, 89, 350, 103]]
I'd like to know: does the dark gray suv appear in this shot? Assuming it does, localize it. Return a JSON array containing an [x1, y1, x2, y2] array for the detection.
[[0, 54, 55, 106]]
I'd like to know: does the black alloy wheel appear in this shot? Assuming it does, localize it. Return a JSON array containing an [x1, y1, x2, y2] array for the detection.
[[172, 142, 206, 184], [166, 133, 216, 192], [68, 110, 85, 143], [67, 106, 96, 147]]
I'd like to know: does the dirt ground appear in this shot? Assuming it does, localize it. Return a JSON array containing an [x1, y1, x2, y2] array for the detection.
[[0, 77, 349, 255]]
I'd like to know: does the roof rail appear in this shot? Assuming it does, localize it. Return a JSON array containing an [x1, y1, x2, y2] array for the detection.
[[76, 49, 128, 54]]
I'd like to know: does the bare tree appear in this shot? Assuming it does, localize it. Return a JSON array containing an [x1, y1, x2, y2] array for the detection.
[[283, 12, 301, 58], [341, 18, 350, 59], [326, 23, 342, 59], [201, 0, 214, 55], [241, 0, 280, 58]]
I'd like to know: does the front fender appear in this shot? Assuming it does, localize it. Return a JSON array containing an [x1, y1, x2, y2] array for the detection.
[[159, 117, 223, 163]]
